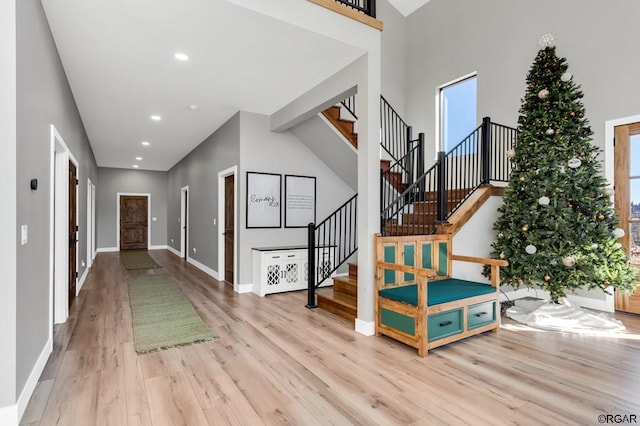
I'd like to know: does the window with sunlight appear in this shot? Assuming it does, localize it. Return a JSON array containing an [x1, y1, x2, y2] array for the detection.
[[440, 76, 477, 153]]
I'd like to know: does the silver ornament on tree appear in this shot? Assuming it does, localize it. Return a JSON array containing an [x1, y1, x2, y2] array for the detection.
[[506, 149, 516, 159], [525, 244, 537, 254], [546, 128, 555, 135], [562, 256, 576, 267], [538, 196, 550, 206], [538, 89, 549, 99], [567, 157, 582, 169], [612, 228, 625, 238], [561, 72, 573, 82], [603, 187, 614, 196]]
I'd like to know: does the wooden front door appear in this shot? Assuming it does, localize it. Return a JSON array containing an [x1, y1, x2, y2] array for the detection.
[[120, 196, 148, 250], [614, 122, 640, 313], [224, 175, 234, 284], [68, 161, 77, 308]]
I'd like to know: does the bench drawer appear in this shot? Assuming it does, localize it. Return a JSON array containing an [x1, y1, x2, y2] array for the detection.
[[428, 309, 462, 342], [468, 301, 496, 330]]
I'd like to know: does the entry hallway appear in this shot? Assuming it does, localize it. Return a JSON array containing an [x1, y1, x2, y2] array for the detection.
[[22, 250, 640, 425]]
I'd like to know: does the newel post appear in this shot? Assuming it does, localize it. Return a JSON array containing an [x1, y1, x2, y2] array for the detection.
[[481, 116, 491, 185], [305, 222, 317, 309]]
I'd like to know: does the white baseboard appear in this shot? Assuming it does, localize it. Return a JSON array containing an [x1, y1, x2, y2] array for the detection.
[[355, 318, 375, 336], [77, 266, 89, 293], [187, 257, 219, 281], [17, 337, 52, 424], [166, 246, 181, 257], [0, 403, 18, 426], [501, 288, 610, 312], [234, 283, 253, 294], [96, 247, 118, 253], [149, 245, 168, 250]]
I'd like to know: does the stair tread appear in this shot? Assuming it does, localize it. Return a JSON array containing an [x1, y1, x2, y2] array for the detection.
[[317, 288, 357, 307], [333, 276, 357, 286]]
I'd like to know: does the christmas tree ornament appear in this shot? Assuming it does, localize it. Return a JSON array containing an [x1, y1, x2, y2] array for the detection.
[[519, 176, 525, 182], [558, 165, 566, 174], [522, 225, 529, 232], [603, 187, 614, 196], [561, 72, 572, 82], [544, 275, 551, 281], [562, 256, 576, 267], [612, 228, 625, 238], [517, 278, 524, 285], [506, 149, 516, 158], [538, 89, 549, 99], [538, 33, 555, 47], [567, 157, 581, 168], [498, 232, 504, 238], [499, 252, 505, 259], [546, 128, 555, 135], [579, 151, 585, 156], [570, 111, 575, 117], [597, 214, 605, 220], [538, 196, 550, 206], [525, 244, 537, 254]]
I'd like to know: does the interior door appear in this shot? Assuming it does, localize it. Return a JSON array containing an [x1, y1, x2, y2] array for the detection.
[[614, 122, 640, 313], [68, 161, 77, 307], [224, 175, 235, 284], [120, 195, 148, 250], [183, 190, 188, 259]]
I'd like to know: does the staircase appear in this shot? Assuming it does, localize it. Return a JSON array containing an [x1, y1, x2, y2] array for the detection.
[[307, 98, 517, 323], [316, 263, 358, 322]]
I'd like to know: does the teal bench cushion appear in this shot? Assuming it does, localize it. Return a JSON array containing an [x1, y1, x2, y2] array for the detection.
[[379, 278, 495, 306]]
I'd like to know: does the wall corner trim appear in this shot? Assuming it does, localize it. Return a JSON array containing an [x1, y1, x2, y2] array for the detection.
[[96, 247, 118, 253], [355, 318, 375, 336], [77, 267, 89, 293], [166, 246, 181, 257], [235, 283, 253, 294], [16, 337, 52, 424]]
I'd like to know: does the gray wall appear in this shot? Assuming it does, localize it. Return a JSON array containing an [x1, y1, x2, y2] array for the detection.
[[167, 112, 241, 272], [15, 0, 97, 403], [238, 112, 355, 285], [0, 0, 17, 411], [406, 0, 640, 161], [96, 168, 168, 249], [379, 0, 408, 117]]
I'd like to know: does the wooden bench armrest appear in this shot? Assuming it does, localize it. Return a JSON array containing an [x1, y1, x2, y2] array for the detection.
[[451, 254, 508, 267]]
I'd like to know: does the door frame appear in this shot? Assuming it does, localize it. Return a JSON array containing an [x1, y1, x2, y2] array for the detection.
[[116, 193, 151, 250], [180, 186, 189, 259], [86, 178, 96, 268], [604, 114, 640, 312], [218, 166, 238, 288], [49, 125, 79, 326]]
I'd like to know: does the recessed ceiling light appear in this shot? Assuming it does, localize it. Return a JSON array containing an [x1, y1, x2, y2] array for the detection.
[[141, 141, 150, 146], [135, 156, 142, 161], [174, 52, 189, 61], [133, 164, 139, 169], [151, 115, 162, 121], [188, 104, 199, 111]]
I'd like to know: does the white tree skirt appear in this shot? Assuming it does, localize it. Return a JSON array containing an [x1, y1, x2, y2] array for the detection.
[[506, 298, 626, 334]]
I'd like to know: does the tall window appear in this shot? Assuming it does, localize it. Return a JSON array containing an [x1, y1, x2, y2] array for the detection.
[[439, 75, 477, 152]]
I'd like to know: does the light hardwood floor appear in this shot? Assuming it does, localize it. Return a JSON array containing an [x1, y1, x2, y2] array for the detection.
[[22, 250, 640, 425]]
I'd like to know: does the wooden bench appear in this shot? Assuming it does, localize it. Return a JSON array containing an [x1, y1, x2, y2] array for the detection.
[[374, 233, 508, 357]]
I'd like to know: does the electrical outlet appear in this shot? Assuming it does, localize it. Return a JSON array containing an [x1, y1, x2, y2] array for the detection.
[[21, 225, 27, 245], [213, 218, 216, 226]]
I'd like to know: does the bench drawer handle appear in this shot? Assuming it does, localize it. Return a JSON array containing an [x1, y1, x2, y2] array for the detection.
[[439, 321, 452, 327], [474, 312, 487, 317]]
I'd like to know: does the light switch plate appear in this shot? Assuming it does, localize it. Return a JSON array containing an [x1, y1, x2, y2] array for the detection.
[[152, 217, 157, 222], [21, 225, 28, 245]]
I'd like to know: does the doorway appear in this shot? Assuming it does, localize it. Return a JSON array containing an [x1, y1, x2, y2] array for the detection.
[[614, 122, 640, 314], [180, 186, 189, 259], [50, 125, 78, 325], [87, 179, 96, 268], [218, 166, 237, 287], [116, 192, 151, 250], [119, 195, 149, 250], [224, 175, 235, 284]]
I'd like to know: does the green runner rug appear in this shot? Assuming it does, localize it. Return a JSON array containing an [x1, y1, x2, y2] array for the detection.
[[121, 250, 160, 270], [128, 274, 216, 354]]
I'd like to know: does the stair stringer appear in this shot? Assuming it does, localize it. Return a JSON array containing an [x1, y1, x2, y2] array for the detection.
[[290, 113, 357, 191]]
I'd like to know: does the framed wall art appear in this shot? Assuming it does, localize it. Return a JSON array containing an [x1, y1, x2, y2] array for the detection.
[[284, 174, 316, 228], [246, 172, 281, 228]]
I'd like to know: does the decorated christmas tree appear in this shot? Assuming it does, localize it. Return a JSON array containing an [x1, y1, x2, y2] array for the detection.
[[485, 36, 637, 302]]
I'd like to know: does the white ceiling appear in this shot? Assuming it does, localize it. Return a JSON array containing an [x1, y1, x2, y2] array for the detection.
[[41, 0, 365, 171], [386, 0, 431, 17]]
